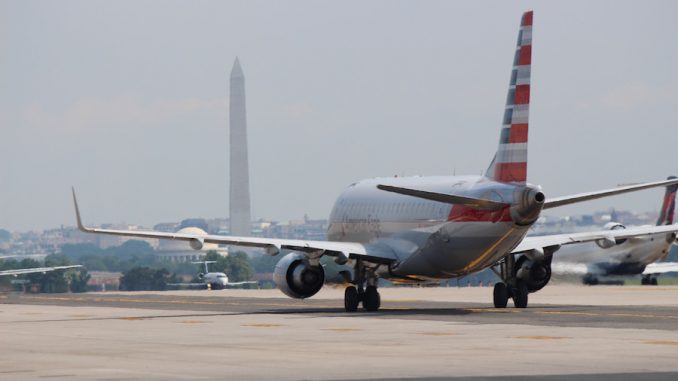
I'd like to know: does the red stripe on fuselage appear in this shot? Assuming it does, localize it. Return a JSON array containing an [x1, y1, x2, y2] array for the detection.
[[447, 205, 512, 223], [495, 162, 527, 183], [508, 123, 528, 143]]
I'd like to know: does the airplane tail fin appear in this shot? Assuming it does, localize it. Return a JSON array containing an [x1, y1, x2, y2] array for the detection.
[[486, 11, 533, 184], [657, 176, 677, 226]]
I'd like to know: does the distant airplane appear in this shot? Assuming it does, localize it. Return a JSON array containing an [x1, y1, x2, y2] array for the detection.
[[169, 261, 257, 290], [551, 177, 678, 285], [71, 11, 678, 311], [0, 265, 83, 277]]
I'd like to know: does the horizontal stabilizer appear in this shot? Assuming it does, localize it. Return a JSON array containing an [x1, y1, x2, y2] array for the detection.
[[544, 177, 678, 210], [376, 184, 509, 210]]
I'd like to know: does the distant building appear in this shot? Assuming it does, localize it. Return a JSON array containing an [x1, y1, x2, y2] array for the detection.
[[155, 227, 227, 262], [94, 224, 158, 249]]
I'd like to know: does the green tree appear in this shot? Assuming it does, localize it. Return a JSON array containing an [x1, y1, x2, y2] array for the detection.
[[39, 271, 69, 293], [196, 250, 254, 283], [44, 253, 71, 267], [223, 252, 254, 282], [0, 229, 11, 242], [120, 267, 170, 291], [30, 254, 73, 293], [69, 269, 91, 293], [250, 253, 279, 273]]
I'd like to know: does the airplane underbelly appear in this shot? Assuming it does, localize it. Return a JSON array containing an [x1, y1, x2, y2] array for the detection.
[[392, 222, 529, 278]]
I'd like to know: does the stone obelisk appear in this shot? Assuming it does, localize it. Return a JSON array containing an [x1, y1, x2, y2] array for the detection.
[[229, 57, 251, 236]]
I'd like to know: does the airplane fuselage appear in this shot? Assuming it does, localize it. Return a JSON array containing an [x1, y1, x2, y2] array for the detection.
[[202, 272, 229, 287], [553, 230, 676, 276], [327, 175, 543, 279]]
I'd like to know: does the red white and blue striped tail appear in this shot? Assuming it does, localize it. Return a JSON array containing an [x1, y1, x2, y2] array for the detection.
[[486, 10, 533, 184], [657, 176, 678, 226]]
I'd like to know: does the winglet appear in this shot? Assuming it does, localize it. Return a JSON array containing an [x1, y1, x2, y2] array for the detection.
[[71, 187, 88, 232]]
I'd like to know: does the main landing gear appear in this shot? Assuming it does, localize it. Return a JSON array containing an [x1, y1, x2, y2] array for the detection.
[[491, 254, 529, 308], [344, 259, 381, 312], [641, 274, 658, 286], [491, 251, 553, 309]]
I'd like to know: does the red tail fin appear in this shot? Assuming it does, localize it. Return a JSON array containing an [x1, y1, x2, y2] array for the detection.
[[486, 11, 532, 184], [657, 176, 677, 226]]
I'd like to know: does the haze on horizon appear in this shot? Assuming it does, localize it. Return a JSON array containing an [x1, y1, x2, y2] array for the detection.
[[1, 0, 677, 232]]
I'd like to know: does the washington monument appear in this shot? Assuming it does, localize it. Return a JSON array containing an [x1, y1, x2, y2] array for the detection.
[[229, 58, 251, 236]]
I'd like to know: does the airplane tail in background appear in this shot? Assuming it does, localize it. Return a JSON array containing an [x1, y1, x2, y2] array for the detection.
[[657, 176, 678, 226], [486, 11, 533, 184]]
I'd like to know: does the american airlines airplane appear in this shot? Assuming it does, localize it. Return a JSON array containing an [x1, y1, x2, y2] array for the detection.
[[551, 178, 678, 285], [71, 11, 678, 311]]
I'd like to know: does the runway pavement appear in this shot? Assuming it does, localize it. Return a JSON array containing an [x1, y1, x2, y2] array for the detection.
[[2, 285, 678, 380]]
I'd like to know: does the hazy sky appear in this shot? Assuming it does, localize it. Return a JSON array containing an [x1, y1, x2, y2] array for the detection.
[[1, 1, 677, 231]]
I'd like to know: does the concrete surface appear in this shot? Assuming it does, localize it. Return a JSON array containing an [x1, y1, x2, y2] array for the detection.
[[1, 285, 678, 381]]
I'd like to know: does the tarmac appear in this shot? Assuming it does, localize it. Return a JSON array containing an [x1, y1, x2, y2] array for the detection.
[[2, 285, 678, 381]]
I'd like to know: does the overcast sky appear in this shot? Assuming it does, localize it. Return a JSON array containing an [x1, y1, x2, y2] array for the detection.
[[1, 1, 677, 231]]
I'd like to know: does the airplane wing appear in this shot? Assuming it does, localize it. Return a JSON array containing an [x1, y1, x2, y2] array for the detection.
[[644, 262, 678, 275], [224, 281, 258, 286], [0, 265, 83, 277], [543, 178, 678, 209], [513, 224, 678, 254], [72, 189, 397, 265]]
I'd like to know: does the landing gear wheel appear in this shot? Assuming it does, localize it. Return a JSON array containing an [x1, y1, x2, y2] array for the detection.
[[344, 286, 359, 312], [363, 285, 381, 312], [493, 282, 509, 308], [512, 281, 529, 308], [651, 277, 658, 286]]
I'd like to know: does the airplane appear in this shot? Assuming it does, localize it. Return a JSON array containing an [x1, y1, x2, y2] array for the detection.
[[550, 177, 678, 285], [0, 265, 83, 277], [70, 11, 678, 311], [169, 260, 257, 290]]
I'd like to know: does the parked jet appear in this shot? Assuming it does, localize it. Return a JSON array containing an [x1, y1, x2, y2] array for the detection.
[[169, 261, 257, 290], [71, 11, 678, 311], [551, 177, 678, 285]]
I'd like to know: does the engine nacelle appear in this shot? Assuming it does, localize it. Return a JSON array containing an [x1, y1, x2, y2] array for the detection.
[[189, 238, 204, 250], [510, 186, 545, 226], [273, 252, 325, 299], [596, 222, 627, 248], [604, 222, 626, 231], [515, 255, 551, 293]]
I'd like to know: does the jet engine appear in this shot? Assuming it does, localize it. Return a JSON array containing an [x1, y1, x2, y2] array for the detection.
[[273, 252, 325, 299], [514, 254, 551, 293], [604, 222, 626, 230], [510, 186, 545, 226], [595, 222, 627, 248]]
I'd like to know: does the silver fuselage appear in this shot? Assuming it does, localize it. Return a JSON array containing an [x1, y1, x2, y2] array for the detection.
[[203, 272, 229, 286], [327, 175, 541, 280], [552, 229, 675, 275]]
